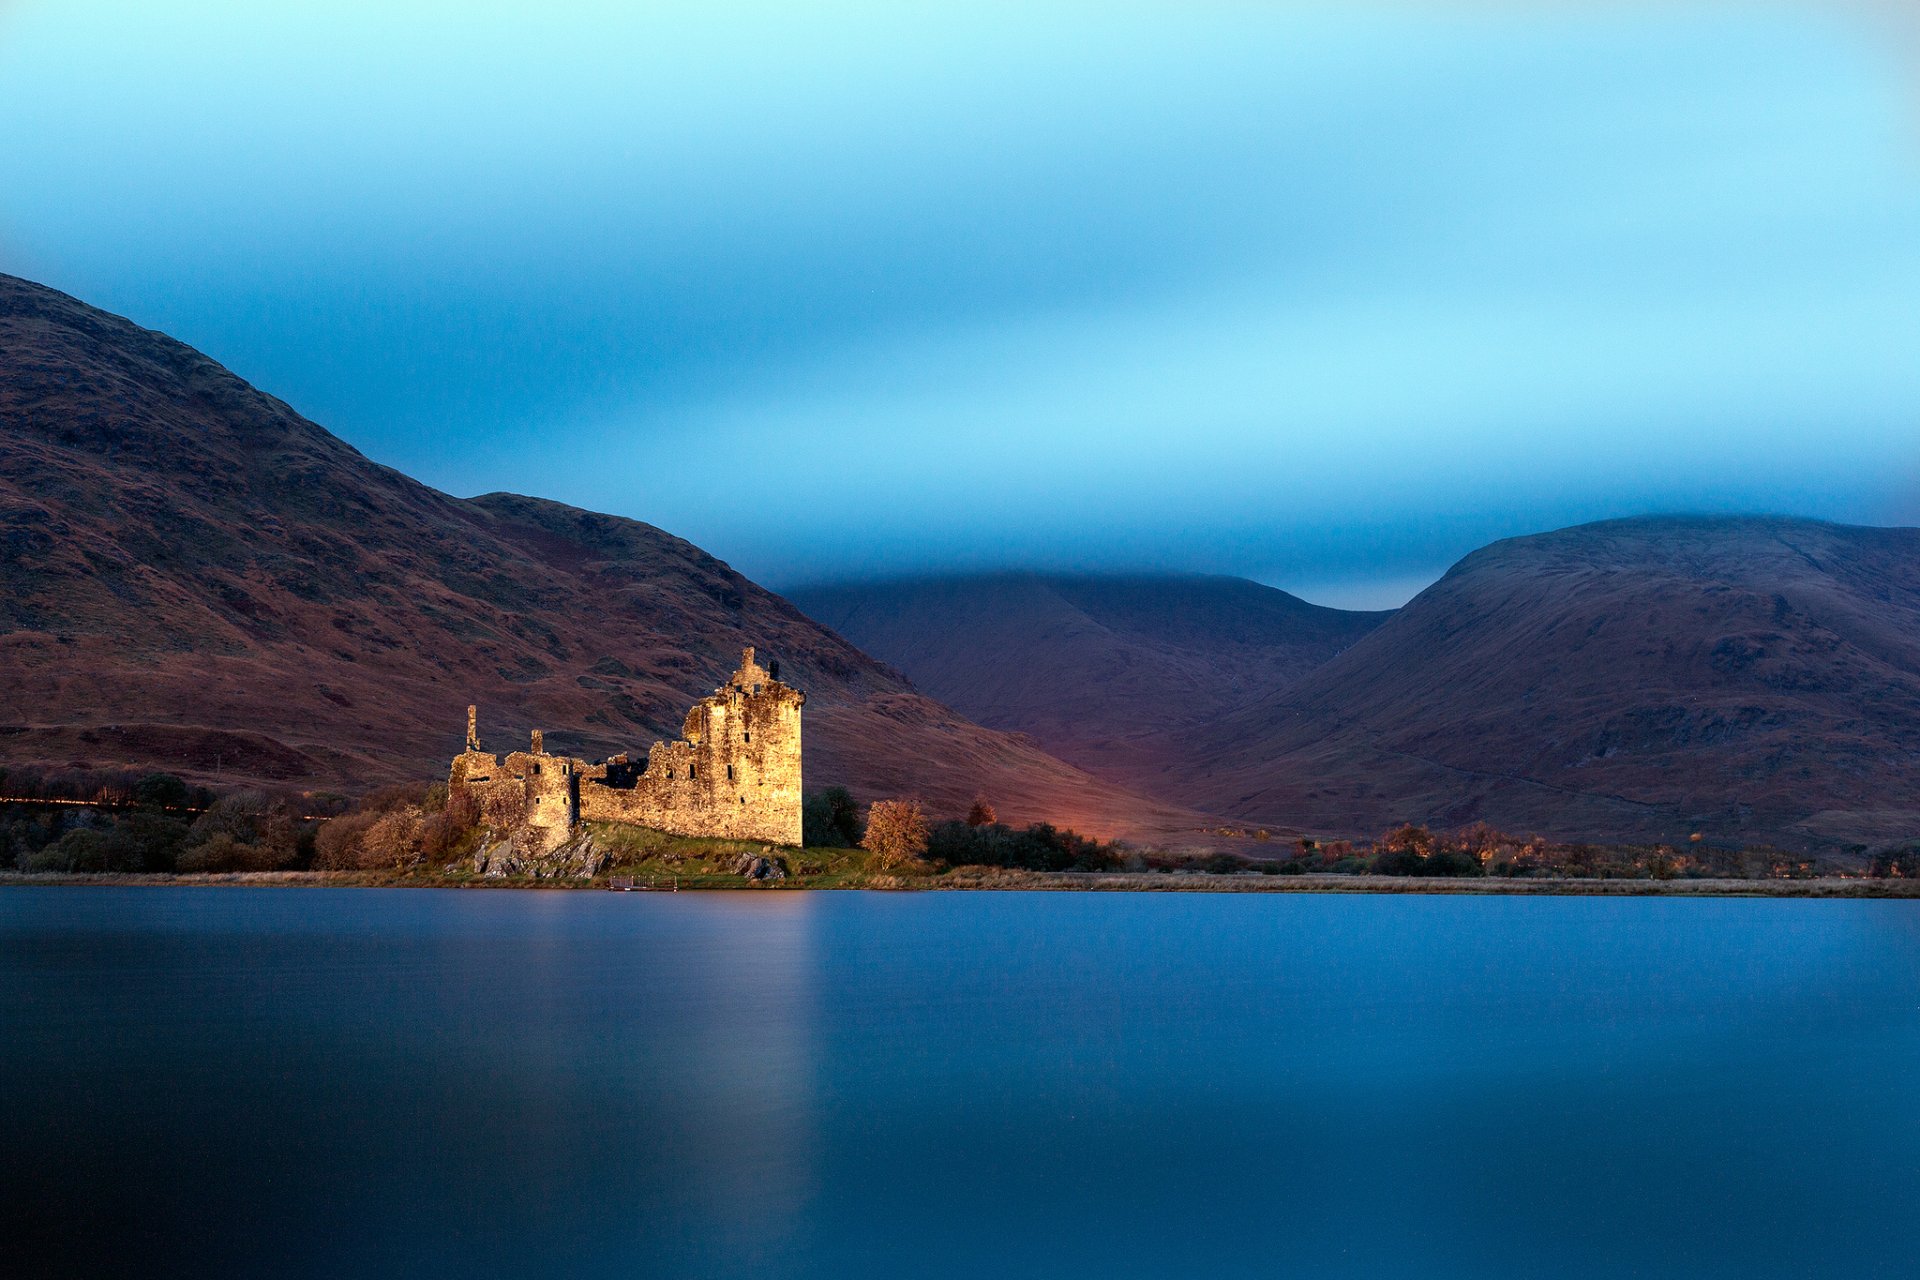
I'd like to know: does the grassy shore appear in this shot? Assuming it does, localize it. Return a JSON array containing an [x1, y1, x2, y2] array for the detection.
[[5, 868, 1918, 897], [6, 815, 1915, 896]]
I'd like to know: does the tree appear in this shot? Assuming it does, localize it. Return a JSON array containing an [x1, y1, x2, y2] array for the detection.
[[803, 787, 864, 847], [863, 799, 930, 868], [132, 773, 190, 810], [966, 796, 997, 828], [1381, 824, 1436, 856]]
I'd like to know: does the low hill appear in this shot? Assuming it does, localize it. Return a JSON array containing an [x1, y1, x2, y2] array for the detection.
[[790, 573, 1387, 783], [1172, 517, 1920, 852], [0, 274, 1202, 841]]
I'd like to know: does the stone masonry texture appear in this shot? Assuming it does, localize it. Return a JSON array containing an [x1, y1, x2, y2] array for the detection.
[[450, 648, 805, 847]]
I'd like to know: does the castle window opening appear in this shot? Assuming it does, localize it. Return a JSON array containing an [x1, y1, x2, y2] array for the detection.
[[726, 764, 734, 781]]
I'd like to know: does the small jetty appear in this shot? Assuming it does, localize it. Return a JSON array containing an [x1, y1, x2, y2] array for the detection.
[[608, 876, 678, 892]]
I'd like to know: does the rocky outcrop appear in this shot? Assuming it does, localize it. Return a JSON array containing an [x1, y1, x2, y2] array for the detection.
[[729, 852, 787, 881], [471, 828, 608, 880]]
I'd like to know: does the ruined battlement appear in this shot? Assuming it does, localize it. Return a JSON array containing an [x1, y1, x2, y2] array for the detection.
[[450, 648, 805, 849], [449, 732, 580, 854]]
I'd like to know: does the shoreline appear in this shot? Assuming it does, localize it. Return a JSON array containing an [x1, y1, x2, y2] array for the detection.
[[4, 871, 1917, 898]]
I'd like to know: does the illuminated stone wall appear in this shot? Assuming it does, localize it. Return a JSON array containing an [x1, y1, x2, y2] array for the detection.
[[451, 648, 804, 848]]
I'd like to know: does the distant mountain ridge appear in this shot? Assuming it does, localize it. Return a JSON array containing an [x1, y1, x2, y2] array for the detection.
[[0, 273, 1203, 840], [1174, 514, 1920, 851], [797, 519, 1920, 853], [790, 572, 1388, 786]]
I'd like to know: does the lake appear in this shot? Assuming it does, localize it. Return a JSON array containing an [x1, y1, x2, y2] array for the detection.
[[3, 887, 1916, 1278]]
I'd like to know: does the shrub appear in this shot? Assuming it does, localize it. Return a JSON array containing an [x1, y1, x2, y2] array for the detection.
[[1379, 824, 1437, 856], [1869, 846, 1920, 879], [107, 810, 190, 872], [1423, 848, 1483, 877], [1372, 824, 1484, 877], [1371, 847, 1423, 876], [39, 828, 113, 873], [180, 792, 306, 872], [863, 799, 930, 868], [803, 787, 863, 848], [312, 787, 481, 870], [313, 810, 381, 870], [925, 819, 1123, 872], [131, 773, 191, 810]]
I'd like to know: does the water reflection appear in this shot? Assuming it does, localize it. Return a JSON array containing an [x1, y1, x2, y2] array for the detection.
[[2, 889, 1917, 1279]]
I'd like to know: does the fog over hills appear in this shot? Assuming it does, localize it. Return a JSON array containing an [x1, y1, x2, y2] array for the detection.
[[0, 274, 1201, 840]]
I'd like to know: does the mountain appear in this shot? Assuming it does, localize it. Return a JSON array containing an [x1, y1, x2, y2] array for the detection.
[[0, 273, 1203, 840], [789, 573, 1388, 785], [1171, 517, 1920, 852]]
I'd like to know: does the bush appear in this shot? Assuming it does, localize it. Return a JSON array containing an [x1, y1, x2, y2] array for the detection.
[[863, 799, 930, 868], [312, 787, 481, 870], [803, 787, 863, 848], [1381, 824, 1437, 857], [926, 819, 1123, 872], [1369, 823, 1486, 877], [108, 810, 190, 871], [132, 773, 191, 809], [1869, 846, 1920, 879], [1371, 847, 1427, 877], [1423, 848, 1483, 877], [313, 811, 381, 870], [179, 792, 307, 872], [38, 828, 113, 873]]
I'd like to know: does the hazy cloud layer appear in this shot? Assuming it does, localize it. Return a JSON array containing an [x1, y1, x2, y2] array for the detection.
[[2, 1, 1915, 604]]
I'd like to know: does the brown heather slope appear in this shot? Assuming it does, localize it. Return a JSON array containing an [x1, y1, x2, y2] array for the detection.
[[789, 572, 1387, 787], [1167, 517, 1920, 853], [0, 273, 1205, 841]]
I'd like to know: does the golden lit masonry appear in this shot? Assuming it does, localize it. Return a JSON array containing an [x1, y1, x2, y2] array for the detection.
[[448, 648, 805, 848]]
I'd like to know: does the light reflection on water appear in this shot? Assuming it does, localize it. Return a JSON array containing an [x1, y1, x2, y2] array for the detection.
[[2, 888, 1916, 1279]]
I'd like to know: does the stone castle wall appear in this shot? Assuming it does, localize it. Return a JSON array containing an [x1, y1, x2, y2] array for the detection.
[[448, 746, 579, 854], [450, 648, 804, 848]]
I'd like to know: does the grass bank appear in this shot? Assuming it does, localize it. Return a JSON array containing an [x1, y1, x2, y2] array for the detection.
[[7, 864, 1919, 898]]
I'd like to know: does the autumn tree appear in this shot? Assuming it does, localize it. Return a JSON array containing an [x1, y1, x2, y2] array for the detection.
[[966, 796, 997, 828], [863, 799, 930, 868]]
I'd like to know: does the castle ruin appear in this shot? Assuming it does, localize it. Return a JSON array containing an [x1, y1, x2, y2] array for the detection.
[[449, 648, 806, 849]]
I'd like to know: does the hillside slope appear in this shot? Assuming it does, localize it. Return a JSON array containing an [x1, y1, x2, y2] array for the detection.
[[0, 274, 1200, 840], [791, 572, 1387, 785], [1172, 517, 1920, 851]]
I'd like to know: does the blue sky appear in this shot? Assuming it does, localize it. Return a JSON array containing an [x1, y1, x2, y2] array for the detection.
[[3, 1, 1917, 607]]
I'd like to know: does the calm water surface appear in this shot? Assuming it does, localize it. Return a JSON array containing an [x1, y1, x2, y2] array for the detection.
[[3, 888, 1917, 1278]]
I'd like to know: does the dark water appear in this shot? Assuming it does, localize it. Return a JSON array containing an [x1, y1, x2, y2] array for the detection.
[[3, 889, 1917, 1279]]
